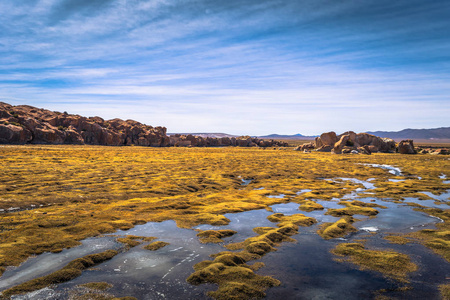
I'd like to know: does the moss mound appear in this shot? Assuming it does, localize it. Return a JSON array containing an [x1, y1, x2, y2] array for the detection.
[[144, 241, 169, 251], [79, 281, 113, 291], [318, 217, 357, 239], [332, 243, 417, 283], [298, 200, 324, 212], [196, 229, 237, 243]]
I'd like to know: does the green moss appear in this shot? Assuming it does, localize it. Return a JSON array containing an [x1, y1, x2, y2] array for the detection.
[[116, 235, 156, 248], [332, 243, 417, 283], [116, 237, 141, 248], [196, 229, 237, 243], [384, 235, 411, 245], [326, 206, 379, 217], [79, 282, 113, 291], [267, 213, 317, 227], [318, 217, 357, 239], [298, 200, 324, 212], [144, 241, 169, 251], [439, 283, 450, 300]]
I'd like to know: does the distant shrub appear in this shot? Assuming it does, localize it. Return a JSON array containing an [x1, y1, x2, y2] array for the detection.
[[57, 126, 67, 131]]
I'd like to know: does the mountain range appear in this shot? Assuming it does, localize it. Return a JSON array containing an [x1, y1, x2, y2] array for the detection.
[[366, 127, 450, 140]]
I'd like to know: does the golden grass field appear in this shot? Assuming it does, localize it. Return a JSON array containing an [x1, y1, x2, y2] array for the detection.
[[0, 145, 449, 299]]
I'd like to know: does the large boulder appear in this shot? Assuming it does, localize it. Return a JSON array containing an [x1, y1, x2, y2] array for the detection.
[[316, 145, 334, 152], [333, 135, 353, 154], [398, 140, 416, 154], [0, 124, 32, 144], [294, 142, 315, 151], [315, 131, 338, 148]]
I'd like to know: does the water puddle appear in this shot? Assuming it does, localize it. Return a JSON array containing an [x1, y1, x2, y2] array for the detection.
[[238, 176, 253, 186], [388, 179, 405, 182], [0, 237, 121, 291], [362, 163, 402, 176], [403, 197, 450, 209], [355, 199, 439, 232], [338, 178, 375, 190], [420, 191, 450, 202], [267, 194, 285, 199], [296, 189, 312, 195]]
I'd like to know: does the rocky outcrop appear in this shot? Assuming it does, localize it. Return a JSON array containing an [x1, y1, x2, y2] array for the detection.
[[168, 134, 288, 148], [398, 140, 415, 154], [0, 102, 289, 148], [0, 102, 169, 146], [0, 124, 32, 144], [309, 131, 396, 154], [294, 142, 315, 151]]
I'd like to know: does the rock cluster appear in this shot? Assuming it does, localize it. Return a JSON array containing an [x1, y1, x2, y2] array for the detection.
[[296, 131, 396, 154], [417, 148, 449, 155], [0, 102, 288, 148], [168, 134, 288, 147], [0, 102, 169, 146], [312, 131, 396, 154]]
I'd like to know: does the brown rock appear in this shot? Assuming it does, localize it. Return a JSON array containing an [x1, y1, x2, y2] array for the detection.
[[333, 135, 351, 154], [0, 124, 32, 144], [358, 146, 371, 155], [398, 140, 415, 154], [315, 131, 337, 148], [316, 145, 334, 152]]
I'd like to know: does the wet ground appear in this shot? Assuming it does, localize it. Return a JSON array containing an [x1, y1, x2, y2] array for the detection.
[[2, 165, 450, 299]]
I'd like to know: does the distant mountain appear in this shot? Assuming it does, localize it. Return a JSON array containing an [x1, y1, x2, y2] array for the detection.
[[167, 133, 238, 138], [367, 127, 450, 140], [257, 133, 316, 140]]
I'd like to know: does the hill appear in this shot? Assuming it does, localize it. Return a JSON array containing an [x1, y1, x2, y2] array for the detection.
[[0, 102, 169, 146], [367, 127, 450, 140]]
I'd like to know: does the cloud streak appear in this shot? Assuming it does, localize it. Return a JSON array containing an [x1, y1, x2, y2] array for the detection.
[[0, 0, 449, 135]]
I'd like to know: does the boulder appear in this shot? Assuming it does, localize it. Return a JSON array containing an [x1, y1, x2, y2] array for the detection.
[[315, 131, 338, 148], [0, 124, 32, 144], [430, 149, 448, 155], [358, 146, 371, 155], [316, 145, 334, 152], [398, 140, 415, 154], [333, 135, 352, 154]]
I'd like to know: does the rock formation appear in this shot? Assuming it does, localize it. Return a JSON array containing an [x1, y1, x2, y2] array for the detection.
[[398, 140, 415, 154], [168, 134, 288, 148], [0, 102, 288, 148], [299, 131, 396, 154], [0, 102, 169, 146]]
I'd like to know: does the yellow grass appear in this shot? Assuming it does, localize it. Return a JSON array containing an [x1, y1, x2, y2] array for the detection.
[[332, 243, 417, 283], [0, 145, 449, 298]]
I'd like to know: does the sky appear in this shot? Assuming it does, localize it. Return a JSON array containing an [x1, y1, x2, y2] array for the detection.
[[0, 0, 449, 136]]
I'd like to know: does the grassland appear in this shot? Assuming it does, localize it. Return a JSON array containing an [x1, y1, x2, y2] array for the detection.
[[0, 145, 449, 298]]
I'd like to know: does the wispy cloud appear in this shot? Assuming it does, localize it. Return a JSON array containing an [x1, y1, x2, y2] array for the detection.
[[0, 0, 449, 135]]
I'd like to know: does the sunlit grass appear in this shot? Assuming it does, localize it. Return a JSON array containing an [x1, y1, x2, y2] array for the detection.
[[0, 145, 449, 298]]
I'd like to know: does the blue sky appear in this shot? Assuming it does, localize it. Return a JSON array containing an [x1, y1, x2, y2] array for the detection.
[[0, 0, 449, 135]]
